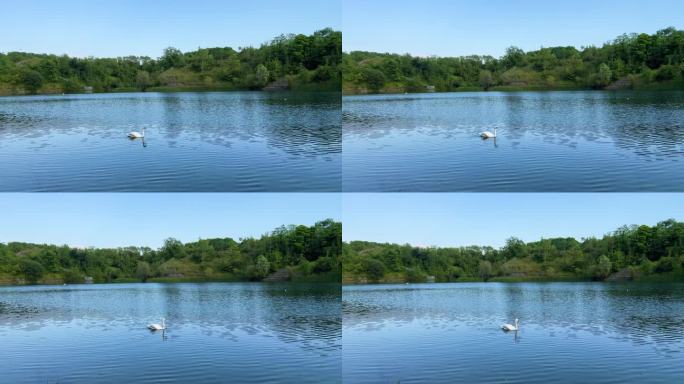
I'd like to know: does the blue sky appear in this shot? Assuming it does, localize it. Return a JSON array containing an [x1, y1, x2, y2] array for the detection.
[[0, 0, 340, 57], [343, 194, 684, 248], [0, 194, 341, 248], [343, 0, 684, 57]]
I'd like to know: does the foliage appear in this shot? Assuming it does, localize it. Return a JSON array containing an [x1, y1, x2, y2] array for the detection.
[[363, 258, 386, 282], [19, 259, 45, 283], [478, 260, 493, 281], [343, 219, 684, 283], [0, 220, 341, 285], [343, 27, 684, 93], [0, 28, 341, 95]]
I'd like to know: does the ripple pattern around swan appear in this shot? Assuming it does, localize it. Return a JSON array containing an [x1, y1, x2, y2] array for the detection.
[[342, 282, 684, 384], [342, 91, 684, 191], [0, 92, 341, 191], [0, 283, 341, 383]]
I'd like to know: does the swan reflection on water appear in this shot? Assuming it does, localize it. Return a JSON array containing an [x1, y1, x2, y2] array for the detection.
[[480, 127, 499, 148], [128, 136, 147, 148], [481, 134, 497, 148]]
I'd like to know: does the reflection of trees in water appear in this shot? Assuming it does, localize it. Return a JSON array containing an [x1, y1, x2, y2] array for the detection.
[[343, 92, 684, 159], [343, 283, 684, 355], [181, 283, 341, 355], [0, 283, 341, 355], [157, 92, 341, 157], [0, 93, 341, 157]]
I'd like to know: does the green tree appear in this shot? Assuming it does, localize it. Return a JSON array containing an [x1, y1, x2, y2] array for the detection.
[[362, 68, 386, 93], [478, 260, 493, 281], [160, 47, 184, 70], [255, 255, 270, 279], [502, 46, 526, 69], [364, 258, 386, 282], [136, 261, 152, 282], [160, 238, 186, 261], [18, 69, 44, 94], [255, 64, 270, 87], [596, 63, 613, 88], [19, 259, 45, 283], [478, 70, 494, 90], [135, 70, 151, 91], [595, 255, 612, 279]]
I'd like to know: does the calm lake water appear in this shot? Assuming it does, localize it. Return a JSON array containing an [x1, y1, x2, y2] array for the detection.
[[343, 91, 684, 191], [0, 283, 341, 383], [343, 282, 684, 384], [0, 92, 340, 191]]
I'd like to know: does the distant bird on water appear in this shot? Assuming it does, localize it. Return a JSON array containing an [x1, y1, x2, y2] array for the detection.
[[480, 128, 497, 139], [501, 318, 519, 332], [127, 127, 145, 139], [148, 318, 166, 331]]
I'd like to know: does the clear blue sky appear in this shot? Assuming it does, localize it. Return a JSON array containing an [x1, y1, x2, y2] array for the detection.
[[0, 0, 340, 57], [343, 0, 684, 57], [0, 194, 340, 249], [343, 194, 684, 248]]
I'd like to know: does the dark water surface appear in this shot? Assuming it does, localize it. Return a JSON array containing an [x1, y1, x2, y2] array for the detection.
[[343, 91, 684, 191], [343, 282, 684, 383], [0, 283, 341, 383], [0, 92, 340, 191]]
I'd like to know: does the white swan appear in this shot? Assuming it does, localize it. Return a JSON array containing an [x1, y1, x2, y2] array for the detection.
[[148, 318, 166, 331], [501, 318, 519, 331], [128, 128, 145, 139], [480, 128, 497, 139]]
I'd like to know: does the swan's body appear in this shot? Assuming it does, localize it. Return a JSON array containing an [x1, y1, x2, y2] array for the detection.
[[148, 318, 166, 331], [501, 318, 519, 331], [480, 128, 497, 139], [128, 128, 145, 139]]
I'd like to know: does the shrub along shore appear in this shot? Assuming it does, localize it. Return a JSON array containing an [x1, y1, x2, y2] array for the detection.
[[343, 220, 684, 284], [0, 220, 341, 285]]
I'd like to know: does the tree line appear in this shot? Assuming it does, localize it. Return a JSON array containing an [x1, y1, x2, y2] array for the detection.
[[343, 219, 684, 283], [343, 27, 684, 94], [0, 28, 341, 95], [0, 219, 341, 285]]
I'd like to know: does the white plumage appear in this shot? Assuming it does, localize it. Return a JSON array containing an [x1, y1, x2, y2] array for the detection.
[[501, 318, 519, 331], [148, 318, 166, 331], [480, 128, 497, 139]]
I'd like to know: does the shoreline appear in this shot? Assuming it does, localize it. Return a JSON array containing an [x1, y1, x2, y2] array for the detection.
[[0, 86, 340, 98], [342, 85, 683, 96], [342, 277, 683, 286], [0, 276, 340, 287]]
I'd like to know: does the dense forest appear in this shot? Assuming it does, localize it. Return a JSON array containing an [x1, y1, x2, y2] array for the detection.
[[0, 28, 341, 95], [0, 219, 341, 285], [343, 27, 684, 94], [343, 220, 684, 283]]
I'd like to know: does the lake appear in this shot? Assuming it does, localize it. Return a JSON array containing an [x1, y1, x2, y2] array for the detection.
[[0, 92, 340, 191], [0, 283, 341, 383], [343, 91, 684, 191], [343, 282, 684, 384]]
